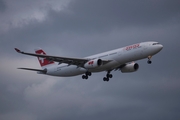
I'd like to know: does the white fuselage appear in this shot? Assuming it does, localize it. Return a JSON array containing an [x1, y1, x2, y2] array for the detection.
[[44, 41, 163, 77]]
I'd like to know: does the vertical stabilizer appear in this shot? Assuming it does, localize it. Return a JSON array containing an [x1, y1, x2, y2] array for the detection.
[[35, 49, 55, 68]]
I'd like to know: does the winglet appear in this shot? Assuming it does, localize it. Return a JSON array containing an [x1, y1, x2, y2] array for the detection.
[[14, 48, 21, 53]]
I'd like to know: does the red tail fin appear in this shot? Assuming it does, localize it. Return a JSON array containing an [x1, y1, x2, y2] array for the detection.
[[35, 49, 55, 67]]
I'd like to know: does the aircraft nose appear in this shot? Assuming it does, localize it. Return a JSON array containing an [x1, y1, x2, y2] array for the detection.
[[159, 44, 163, 51]]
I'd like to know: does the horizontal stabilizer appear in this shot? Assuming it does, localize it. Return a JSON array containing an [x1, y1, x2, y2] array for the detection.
[[18, 68, 47, 74]]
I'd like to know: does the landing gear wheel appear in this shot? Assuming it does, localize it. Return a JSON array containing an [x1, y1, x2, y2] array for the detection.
[[147, 60, 152, 64], [109, 74, 113, 78], [106, 74, 113, 78], [82, 75, 88, 79], [82, 75, 85, 79], [86, 72, 92, 76], [103, 77, 109, 82], [103, 77, 106, 81]]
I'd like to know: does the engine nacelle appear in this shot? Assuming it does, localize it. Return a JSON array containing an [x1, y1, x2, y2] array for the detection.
[[120, 63, 139, 73], [84, 59, 102, 69]]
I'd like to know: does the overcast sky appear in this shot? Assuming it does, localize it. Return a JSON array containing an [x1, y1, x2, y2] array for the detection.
[[0, 0, 180, 120]]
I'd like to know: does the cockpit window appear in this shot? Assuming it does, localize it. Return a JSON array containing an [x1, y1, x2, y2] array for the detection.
[[153, 43, 160, 45]]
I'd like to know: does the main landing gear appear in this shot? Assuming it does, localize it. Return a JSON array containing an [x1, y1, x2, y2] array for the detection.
[[103, 71, 113, 82], [82, 72, 91, 79], [82, 71, 113, 82], [147, 56, 152, 64]]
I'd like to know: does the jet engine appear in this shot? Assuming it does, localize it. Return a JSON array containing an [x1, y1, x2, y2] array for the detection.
[[120, 63, 139, 73], [84, 59, 102, 69]]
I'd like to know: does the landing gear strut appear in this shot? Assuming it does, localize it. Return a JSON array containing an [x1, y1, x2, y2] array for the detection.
[[82, 72, 92, 80], [147, 56, 152, 64], [103, 71, 113, 82]]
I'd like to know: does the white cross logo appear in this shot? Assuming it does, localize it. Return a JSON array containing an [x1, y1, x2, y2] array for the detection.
[[38, 52, 45, 63]]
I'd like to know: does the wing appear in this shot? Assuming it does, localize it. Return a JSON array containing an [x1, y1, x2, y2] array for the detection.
[[14, 48, 111, 67]]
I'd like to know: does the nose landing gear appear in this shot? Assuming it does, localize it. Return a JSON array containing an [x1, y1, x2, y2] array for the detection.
[[147, 56, 152, 64]]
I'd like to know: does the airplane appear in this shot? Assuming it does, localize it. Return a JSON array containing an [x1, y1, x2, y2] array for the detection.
[[15, 41, 163, 81]]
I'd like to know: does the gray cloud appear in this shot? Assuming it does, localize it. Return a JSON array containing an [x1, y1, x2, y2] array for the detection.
[[50, 0, 180, 32], [0, 0, 180, 120], [0, 0, 6, 12]]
